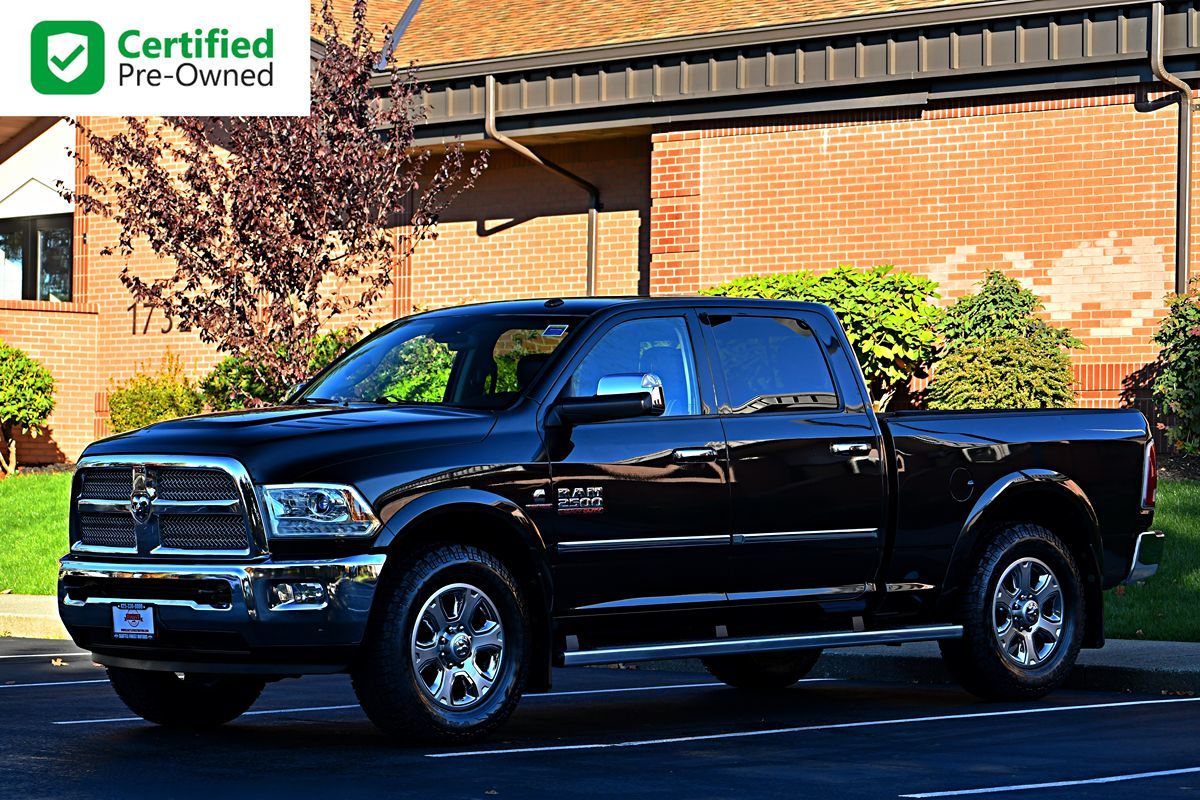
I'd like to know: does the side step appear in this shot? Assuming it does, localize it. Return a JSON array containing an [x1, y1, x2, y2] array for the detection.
[[561, 624, 963, 667]]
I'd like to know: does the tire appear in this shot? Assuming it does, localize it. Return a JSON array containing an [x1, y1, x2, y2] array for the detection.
[[352, 544, 530, 743], [701, 649, 823, 690], [106, 666, 265, 728], [939, 523, 1084, 701]]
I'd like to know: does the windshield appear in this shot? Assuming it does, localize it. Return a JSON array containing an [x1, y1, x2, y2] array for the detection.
[[299, 314, 583, 410]]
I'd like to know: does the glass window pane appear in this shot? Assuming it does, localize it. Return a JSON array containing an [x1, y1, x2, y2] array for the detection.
[[0, 227, 23, 301], [709, 315, 838, 413], [568, 317, 700, 417], [37, 223, 72, 302]]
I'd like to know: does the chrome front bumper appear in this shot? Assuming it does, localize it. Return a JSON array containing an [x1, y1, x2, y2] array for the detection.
[[58, 553, 386, 673], [1124, 531, 1165, 584]]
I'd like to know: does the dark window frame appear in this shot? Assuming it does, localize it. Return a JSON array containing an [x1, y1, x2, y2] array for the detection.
[[0, 212, 74, 303], [701, 310, 843, 416]]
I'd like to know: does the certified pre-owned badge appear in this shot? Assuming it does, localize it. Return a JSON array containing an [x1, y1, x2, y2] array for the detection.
[[557, 487, 604, 514]]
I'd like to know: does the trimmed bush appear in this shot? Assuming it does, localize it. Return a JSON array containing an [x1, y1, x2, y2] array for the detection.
[[928, 271, 1081, 410], [703, 265, 942, 408], [939, 270, 1083, 354], [201, 330, 357, 410], [927, 337, 1075, 410], [108, 354, 204, 433], [1153, 284, 1200, 454], [0, 340, 56, 474]]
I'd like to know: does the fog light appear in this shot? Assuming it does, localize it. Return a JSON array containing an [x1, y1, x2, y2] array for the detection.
[[268, 581, 327, 609]]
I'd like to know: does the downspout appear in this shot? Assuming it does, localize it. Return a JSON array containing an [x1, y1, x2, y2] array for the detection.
[[1150, 2, 1193, 295], [485, 74, 600, 295]]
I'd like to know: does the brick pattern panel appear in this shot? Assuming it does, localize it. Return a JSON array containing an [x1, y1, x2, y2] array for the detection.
[[651, 87, 1187, 405], [410, 137, 650, 309], [0, 302, 98, 464]]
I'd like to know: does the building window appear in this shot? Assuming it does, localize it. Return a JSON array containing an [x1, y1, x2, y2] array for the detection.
[[0, 214, 73, 303]]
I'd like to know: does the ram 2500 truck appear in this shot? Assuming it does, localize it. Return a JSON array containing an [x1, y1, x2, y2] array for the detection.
[[59, 297, 1164, 742]]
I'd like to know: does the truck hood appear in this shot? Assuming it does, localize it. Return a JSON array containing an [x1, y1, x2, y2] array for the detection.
[[81, 404, 498, 483]]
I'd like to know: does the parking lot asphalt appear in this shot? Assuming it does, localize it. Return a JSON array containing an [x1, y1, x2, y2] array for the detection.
[[2, 636, 1198, 800]]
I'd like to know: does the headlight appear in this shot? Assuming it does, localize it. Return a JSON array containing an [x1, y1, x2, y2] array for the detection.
[[262, 484, 380, 538]]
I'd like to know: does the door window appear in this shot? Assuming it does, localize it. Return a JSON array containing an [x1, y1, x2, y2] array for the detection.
[[706, 314, 838, 414], [567, 316, 701, 417]]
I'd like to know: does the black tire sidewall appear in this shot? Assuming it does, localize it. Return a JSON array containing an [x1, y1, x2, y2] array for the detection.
[[357, 545, 529, 740], [981, 536, 1082, 686]]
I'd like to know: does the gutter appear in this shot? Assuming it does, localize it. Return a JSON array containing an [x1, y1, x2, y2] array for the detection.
[[1150, 1, 1193, 295], [483, 74, 601, 296]]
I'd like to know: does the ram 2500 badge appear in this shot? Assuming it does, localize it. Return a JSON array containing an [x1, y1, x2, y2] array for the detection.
[[59, 297, 1164, 742]]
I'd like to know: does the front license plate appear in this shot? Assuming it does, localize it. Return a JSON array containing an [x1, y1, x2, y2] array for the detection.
[[112, 602, 155, 640]]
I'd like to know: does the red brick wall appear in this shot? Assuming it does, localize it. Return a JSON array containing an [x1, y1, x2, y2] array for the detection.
[[650, 87, 1186, 407], [0, 300, 98, 465], [410, 137, 650, 309]]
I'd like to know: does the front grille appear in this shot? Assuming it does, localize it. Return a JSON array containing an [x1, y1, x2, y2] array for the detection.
[[73, 462, 259, 556], [79, 468, 132, 501], [78, 514, 136, 549], [159, 515, 251, 551], [157, 469, 238, 501]]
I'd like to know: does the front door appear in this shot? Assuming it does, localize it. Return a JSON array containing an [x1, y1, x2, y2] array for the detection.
[[699, 308, 887, 604], [544, 312, 731, 614]]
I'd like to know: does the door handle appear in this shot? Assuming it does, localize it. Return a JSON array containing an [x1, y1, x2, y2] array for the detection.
[[830, 442, 873, 456], [673, 447, 719, 462]]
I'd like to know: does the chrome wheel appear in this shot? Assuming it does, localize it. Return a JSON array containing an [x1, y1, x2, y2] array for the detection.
[[410, 582, 505, 710], [993, 557, 1064, 668]]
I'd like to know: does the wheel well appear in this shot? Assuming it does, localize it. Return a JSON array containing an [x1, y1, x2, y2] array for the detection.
[[950, 484, 1105, 648], [381, 507, 555, 691]]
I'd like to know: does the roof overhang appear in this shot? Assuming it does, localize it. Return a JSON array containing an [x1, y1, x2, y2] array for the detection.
[[380, 0, 1200, 147], [0, 117, 57, 166]]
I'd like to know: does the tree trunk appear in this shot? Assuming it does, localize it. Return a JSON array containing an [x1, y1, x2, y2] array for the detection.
[[0, 423, 15, 476]]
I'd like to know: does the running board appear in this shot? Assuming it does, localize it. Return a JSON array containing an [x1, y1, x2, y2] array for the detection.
[[561, 624, 963, 667]]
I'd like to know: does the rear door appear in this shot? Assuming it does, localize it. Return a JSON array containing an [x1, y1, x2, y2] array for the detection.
[[699, 307, 886, 603]]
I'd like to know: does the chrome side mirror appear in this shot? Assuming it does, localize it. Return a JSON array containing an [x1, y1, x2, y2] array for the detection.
[[596, 372, 665, 414]]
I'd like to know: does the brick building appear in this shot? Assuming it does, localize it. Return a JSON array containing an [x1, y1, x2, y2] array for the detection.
[[1, 0, 1198, 464]]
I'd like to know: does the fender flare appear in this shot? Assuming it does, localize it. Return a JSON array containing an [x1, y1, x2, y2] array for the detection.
[[371, 487, 556, 691], [375, 487, 549, 555], [942, 468, 1103, 596]]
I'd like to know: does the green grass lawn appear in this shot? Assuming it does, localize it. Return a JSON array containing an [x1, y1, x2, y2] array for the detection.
[[0, 471, 71, 595], [1105, 478, 1200, 641], [0, 471, 1196, 641]]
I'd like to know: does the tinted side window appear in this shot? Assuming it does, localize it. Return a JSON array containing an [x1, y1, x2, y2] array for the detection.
[[707, 315, 838, 413], [567, 316, 701, 417]]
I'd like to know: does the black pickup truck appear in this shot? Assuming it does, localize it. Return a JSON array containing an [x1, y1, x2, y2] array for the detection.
[[59, 297, 1164, 742]]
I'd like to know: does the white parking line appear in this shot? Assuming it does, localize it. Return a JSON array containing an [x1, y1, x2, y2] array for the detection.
[[2, 679, 109, 689], [0, 652, 87, 660], [424, 695, 1200, 758], [899, 766, 1200, 797], [47, 679, 740, 726], [54, 704, 362, 726]]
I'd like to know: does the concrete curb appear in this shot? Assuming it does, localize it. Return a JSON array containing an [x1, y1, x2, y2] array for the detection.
[[0, 595, 68, 640], [608, 639, 1200, 696]]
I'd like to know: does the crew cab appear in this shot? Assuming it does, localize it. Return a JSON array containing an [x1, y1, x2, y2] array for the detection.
[[58, 297, 1164, 742]]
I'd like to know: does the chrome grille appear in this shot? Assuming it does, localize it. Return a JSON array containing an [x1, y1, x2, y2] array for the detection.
[[78, 513, 136, 549], [157, 469, 238, 501], [73, 459, 260, 557], [159, 515, 251, 551], [79, 468, 133, 501]]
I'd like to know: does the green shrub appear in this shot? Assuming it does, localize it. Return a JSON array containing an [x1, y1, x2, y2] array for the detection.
[[703, 265, 941, 408], [0, 340, 56, 474], [926, 337, 1075, 410], [929, 271, 1080, 410], [108, 354, 204, 433], [201, 330, 357, 410], [1153, 284, 1200, 454], [939, 270, 1083, 353]]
